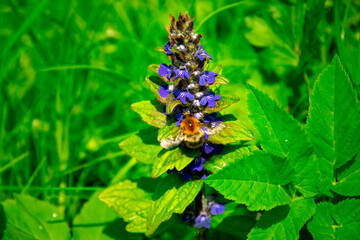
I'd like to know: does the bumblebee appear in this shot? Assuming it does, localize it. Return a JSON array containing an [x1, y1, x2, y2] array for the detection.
[[160, 114, 225, 149]]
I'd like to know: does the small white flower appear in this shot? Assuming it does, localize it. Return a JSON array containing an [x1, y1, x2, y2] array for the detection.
[[169, 85, 175, 91], [193, 100, 201, 107], [195, 92, 204, 98], [177, 45, 186, 52], [188, 83, 195, 89]]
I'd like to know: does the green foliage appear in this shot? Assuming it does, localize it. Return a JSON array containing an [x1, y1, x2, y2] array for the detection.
[[204, 145, 258, 173], [203, 95, 240, 113], [131, 101, 167, 128], [332, 153, 360, 196], [151, 148, 198, 178], [99, 180, 153, 234], [308, 199, 360, 239], [206, 151, 293, 211], [2, 0, 360, 239], [307, 55, 360, 169], [119, 127, 162, 164], [1, 194, 70, 240], [207, 121, 254, 145], [248, 198, 316, 240], [147, 180, 203, 235], [247, 84, 320, 197]]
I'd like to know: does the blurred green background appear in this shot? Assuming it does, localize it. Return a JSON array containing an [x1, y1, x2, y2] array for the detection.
[[1, 0, 359, 238]]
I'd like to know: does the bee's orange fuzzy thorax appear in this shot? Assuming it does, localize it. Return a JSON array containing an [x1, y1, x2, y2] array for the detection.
[[181, 115, 200, 136]]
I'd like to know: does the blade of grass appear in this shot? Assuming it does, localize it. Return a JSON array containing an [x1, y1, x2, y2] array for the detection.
[[0, 152, 29, 173], [195, 1, 255, 31], [39, 65, 134, 81]]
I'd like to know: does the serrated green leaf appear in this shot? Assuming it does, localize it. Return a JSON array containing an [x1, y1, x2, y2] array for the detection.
[[206, 151, 293, 211], [152, 148, 197, 178], [307, 55, 360, 169], [119, 128, 162, 164], [207, 121, 253, 145], [148, 64, 159, 74], [145, 75, 166, 103], [307, 202, 334, 240], [247, 84, 325, 197], [2, 194, 69, 240], [332, 153, 360, 196], [147, 180, 203, 235], [308, 199, 360, 240], [248, 198, 316, 240], [204, 145, 258, 173], [131, 100, 167, 128], [203, 95, 240, 113], [99, 180, 153, 234]]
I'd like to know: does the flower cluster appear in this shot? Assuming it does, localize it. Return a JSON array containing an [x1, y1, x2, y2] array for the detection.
[[155, 12, 227, 229]]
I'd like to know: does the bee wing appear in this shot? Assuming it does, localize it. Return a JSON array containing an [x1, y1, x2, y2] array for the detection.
[[205, 122, 226, 136], [160, 130, 183, 149]]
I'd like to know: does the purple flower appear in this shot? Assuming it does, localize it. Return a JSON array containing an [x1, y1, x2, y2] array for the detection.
[[174, 90, 194, 104], [174, 67, 190, 79], [164, 42, 173, 54], [188, 156, 206, 172], [195, 212, 211, 229], [200, 92, 221, 108], [158, 85, 170, 98], [158, 64, 174, 80], [203, 142, 222, 154], [209, 202, 226, 215], [199, 71, 218, 86], [175, 112, 184, 126], [196, 45, 212, 61]]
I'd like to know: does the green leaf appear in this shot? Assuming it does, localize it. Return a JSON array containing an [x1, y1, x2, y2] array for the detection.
[[307, 55, 360, 169], [119, 127, 162, 164], [204, 145, 258, 173], [248, 198, 316, 240], [154, 47, 166, 54], [131, 100, 167, 128], [211, 203, 256, 239], [98, 180, 153, 234], [247, 84, 325, 197], [308, 199, 360, 240], [145, 75, 166, 103], [205, 151, 293, 211], [157, 121, 180, 148], [148, 64, 159, 74], [332, 152, 360, 196], [73, 191, 142, 240], [147, 180, 203, 235], [207, 121, 254, 145], [165, 93, 182, 114], [214, 75, 229, 85], [152, 148, 198, 178], [2, 194, 70, 240], [203, 95, 240, 113]]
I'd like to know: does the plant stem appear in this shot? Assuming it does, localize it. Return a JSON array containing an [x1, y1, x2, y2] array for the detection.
[[196, 185, 208, 240]]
